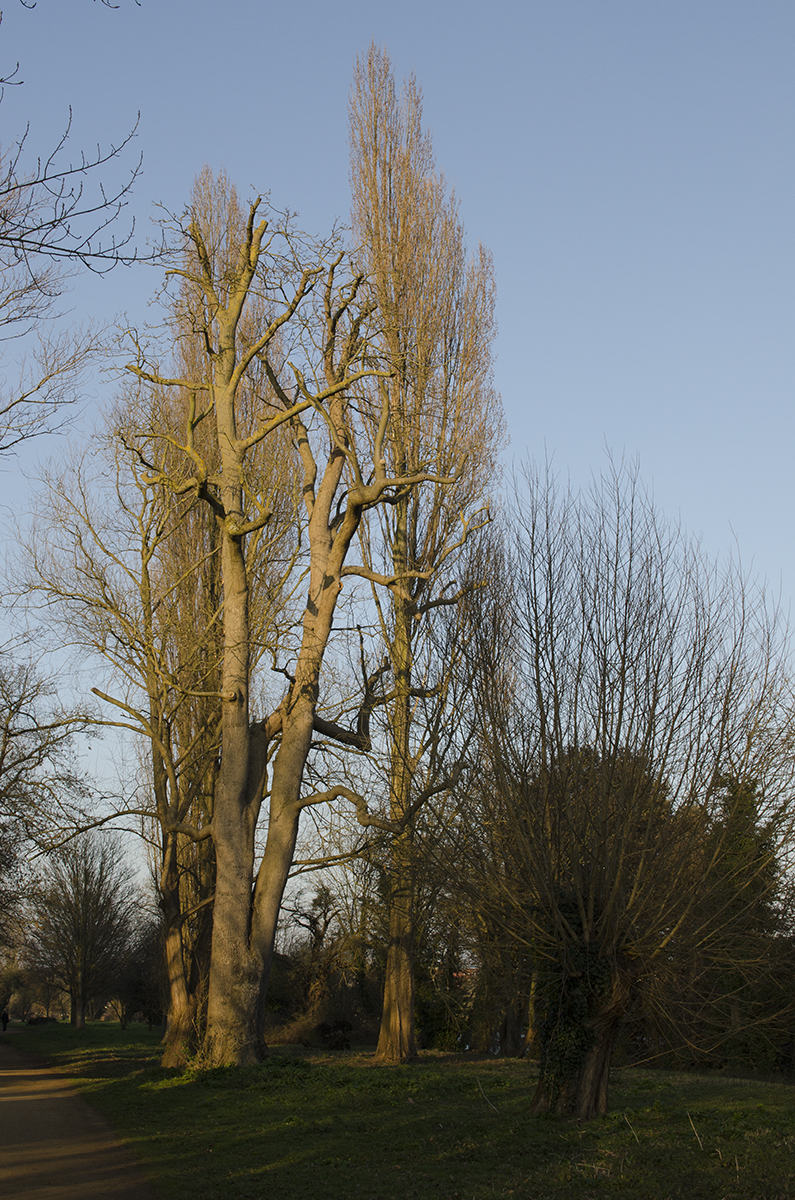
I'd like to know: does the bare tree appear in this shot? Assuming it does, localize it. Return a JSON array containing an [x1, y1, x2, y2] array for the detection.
[[25, 834, 137, 1028], [348, 45, 503, 1063], [454, 462, 795, 1118], [0, 631, 94, 968], [0, 8, 143, 453], [24, 430, 219, 1047], [108, 152, 475, 1066], [23, 327, 297, 1064], [0, 652, 89, 844]]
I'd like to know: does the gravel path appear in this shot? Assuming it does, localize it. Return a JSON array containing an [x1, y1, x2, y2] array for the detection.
[[0, 1041, 157, 1199]]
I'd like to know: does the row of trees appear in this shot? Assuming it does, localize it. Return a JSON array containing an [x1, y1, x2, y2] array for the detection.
[[12, 452, 790, 1117], [14, 45, 503, 1070], [2, 36, 794, 1121], [267, 464, 795, 1118]]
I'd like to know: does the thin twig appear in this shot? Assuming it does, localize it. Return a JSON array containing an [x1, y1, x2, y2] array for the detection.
[[477, 1077, 499, 1113], [624, 1113, 640, 1143], [687, 1112, 704, 1151]]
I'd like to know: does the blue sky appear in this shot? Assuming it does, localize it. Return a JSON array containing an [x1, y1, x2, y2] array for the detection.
[[3, 0, 795, 607]]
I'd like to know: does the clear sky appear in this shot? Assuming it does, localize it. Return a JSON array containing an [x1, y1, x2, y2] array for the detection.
[[2, 0, 794, 608]]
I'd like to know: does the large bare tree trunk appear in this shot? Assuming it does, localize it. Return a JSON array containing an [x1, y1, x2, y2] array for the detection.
[[72, 990, 86, 1030], [377, 830, 417, 1061], [161, 933, 193, 1068], [204, 506, 263, 1065], [498, 1003, 524, 1058], [249, 492, 353, 1046]]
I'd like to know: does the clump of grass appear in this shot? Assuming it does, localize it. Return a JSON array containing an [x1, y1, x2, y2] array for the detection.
[[5, 1023, 795, 1199]]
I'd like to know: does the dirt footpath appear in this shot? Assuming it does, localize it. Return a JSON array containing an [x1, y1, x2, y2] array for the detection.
[[0, 1041, 157, 1199]]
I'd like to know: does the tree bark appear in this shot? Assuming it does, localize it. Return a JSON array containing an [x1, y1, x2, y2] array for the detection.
[[376, 563, 419, 1063], [530, 1010, 621, 1120], [498, 1002, 524, 1057], [376, 828, 417, 1061], [519, 974, 537, 1058], [202, 344, 265, 1063], [529, 971, 630, 1120], [160, 869, 194, 1068], [72, 994, 86, 1030], [249, 487, 352, 1051]]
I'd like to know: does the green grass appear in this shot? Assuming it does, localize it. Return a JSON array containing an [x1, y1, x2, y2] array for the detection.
[[5, 1022, 795, 1199]]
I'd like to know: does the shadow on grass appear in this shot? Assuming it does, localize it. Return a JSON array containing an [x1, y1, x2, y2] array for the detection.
[[5, 1025, 795, 1200]]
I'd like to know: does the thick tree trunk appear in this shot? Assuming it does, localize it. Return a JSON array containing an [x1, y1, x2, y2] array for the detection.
[[376, 847, 416, 1061], [530, 970, 630, 1119], [203, 807, 261, 1064], [573, 1018, 618, 1118], [251, 780, 308, 1044], [204, 501, 263, 1066], [530, 1013, 619, 1119], [161, 925, 194, 1068], [72, 994, 86, 1030], [249, 473, 357, 1046]]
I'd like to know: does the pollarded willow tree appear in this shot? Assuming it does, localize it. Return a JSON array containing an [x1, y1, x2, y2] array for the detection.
[[452, 462, 795, 1119], [348, 45, 504, 1063], [120, 154, 472, 1065]]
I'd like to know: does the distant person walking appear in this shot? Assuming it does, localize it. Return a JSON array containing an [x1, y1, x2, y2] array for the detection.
[[1, 1011, 9, 1031]]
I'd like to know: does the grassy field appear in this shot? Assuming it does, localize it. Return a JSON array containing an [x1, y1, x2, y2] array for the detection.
[[3, 1023, 795, 1199]]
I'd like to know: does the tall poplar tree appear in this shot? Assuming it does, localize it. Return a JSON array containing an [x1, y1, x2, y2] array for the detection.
[[348, 45, 504, 1062]]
